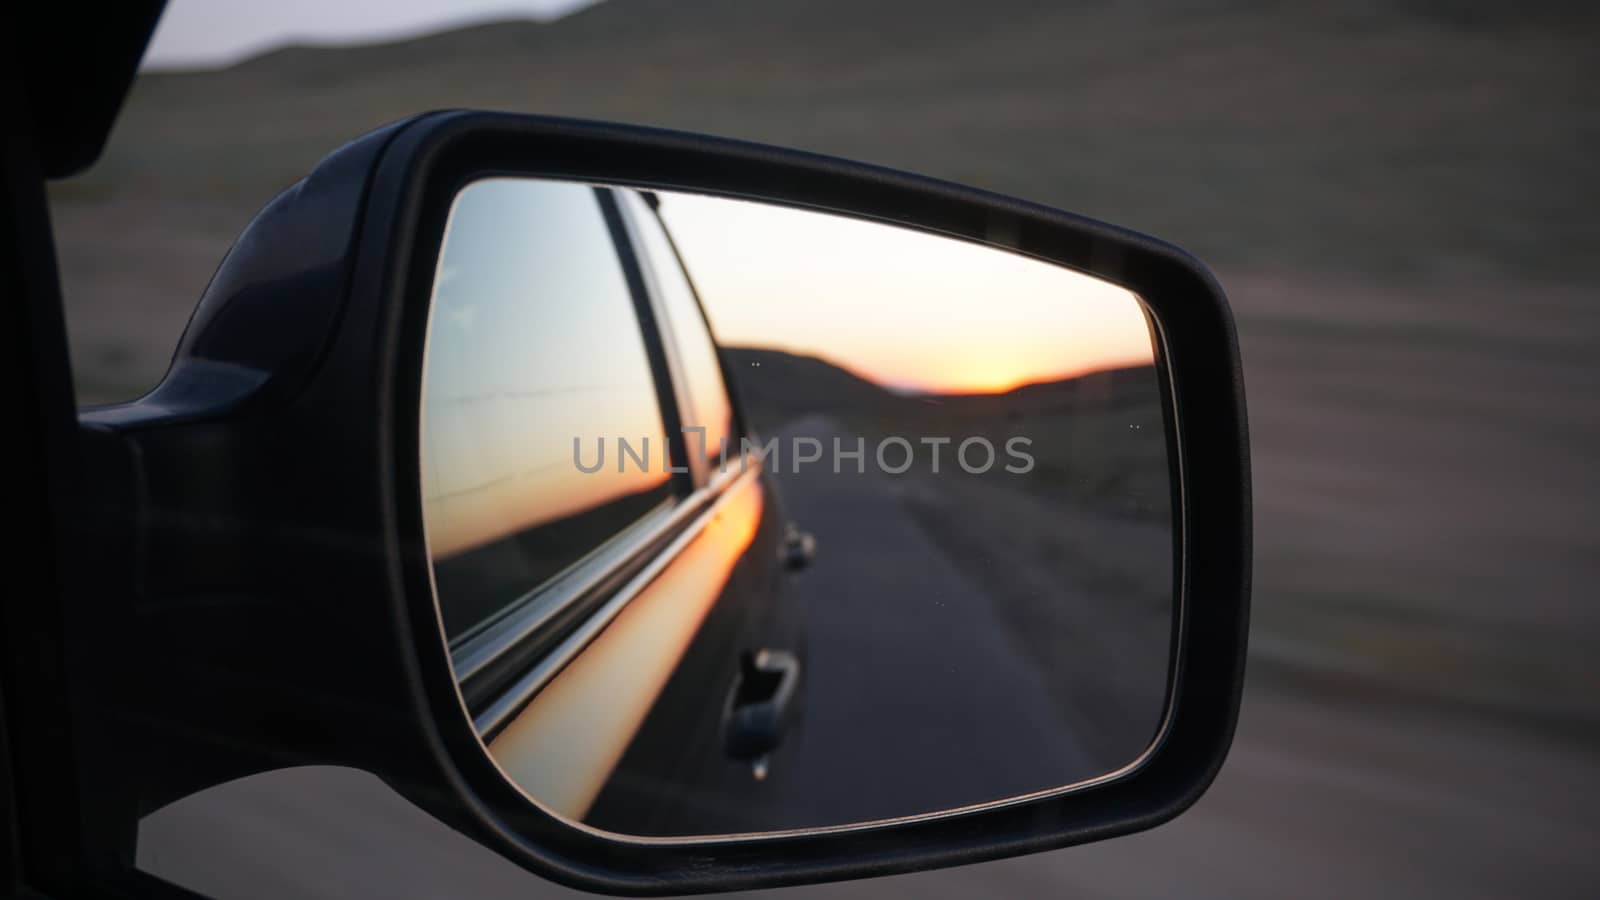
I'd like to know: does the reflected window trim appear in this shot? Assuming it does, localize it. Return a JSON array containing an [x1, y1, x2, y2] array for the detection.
[[613, 189, 740, 488], [448, 496, 678, 669], [595, 186, 699, 501], [446, 481, 707, 700], [464, 457, 765, 739], [637, 189, 755, 459]]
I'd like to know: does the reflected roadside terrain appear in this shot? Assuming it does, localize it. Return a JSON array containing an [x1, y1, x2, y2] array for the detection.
[[725, 349, 1172, 828]]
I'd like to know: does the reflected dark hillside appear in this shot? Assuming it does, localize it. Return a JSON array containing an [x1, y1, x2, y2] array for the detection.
[[726, 346, 1170, 522]]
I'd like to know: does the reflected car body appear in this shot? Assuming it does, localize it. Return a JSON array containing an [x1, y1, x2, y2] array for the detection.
[[428, 186, 807, 836]]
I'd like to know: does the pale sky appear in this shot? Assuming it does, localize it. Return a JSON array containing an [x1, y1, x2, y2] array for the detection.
[[657, 191, 1155, 395], [143, 0, 604, 70]]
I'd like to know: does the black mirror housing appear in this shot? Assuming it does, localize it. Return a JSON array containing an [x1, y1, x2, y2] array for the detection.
[[76, 111, 1250, 895]]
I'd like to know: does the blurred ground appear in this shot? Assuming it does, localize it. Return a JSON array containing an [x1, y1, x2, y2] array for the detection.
[[65, 0, 1600, 896], [140, 681, 1597, 898]]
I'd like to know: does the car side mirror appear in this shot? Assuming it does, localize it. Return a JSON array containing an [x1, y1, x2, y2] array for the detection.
[[77, 111, 1250, 894]]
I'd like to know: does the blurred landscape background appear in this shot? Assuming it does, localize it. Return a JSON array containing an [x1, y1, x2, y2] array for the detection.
[[59, 0, 1597, 897]]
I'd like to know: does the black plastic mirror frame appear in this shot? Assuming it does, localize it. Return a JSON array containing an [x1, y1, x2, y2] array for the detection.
[[362, 110, 1249, 894]]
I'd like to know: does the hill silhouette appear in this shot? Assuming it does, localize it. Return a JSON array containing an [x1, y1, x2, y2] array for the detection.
[[724, 345, 1169, 521], [725, 345, 1159, 430]]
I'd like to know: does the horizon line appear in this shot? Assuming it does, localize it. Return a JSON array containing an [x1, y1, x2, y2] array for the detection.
[[725, 343, 1154, 399]]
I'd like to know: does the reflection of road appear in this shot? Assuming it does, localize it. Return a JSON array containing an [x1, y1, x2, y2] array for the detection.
[[759, 415, 1100, 826]]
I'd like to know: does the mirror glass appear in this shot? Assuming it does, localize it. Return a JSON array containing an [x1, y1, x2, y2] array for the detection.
[[419, 178, 1175, 838]]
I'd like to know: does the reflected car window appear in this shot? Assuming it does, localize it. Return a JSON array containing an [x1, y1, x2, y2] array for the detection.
[[422, 180, 674, 640], [621, 191, 735, 475]]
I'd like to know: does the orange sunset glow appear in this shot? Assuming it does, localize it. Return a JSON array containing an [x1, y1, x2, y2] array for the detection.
[[656, 191, 1156, 395]]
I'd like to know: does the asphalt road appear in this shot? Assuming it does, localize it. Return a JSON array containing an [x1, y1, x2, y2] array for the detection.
[[753, 415, 1139, 827]]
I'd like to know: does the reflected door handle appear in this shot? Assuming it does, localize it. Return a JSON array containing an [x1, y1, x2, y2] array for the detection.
[[781, 524, 816, 571], [723, 649, 801, 765]]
